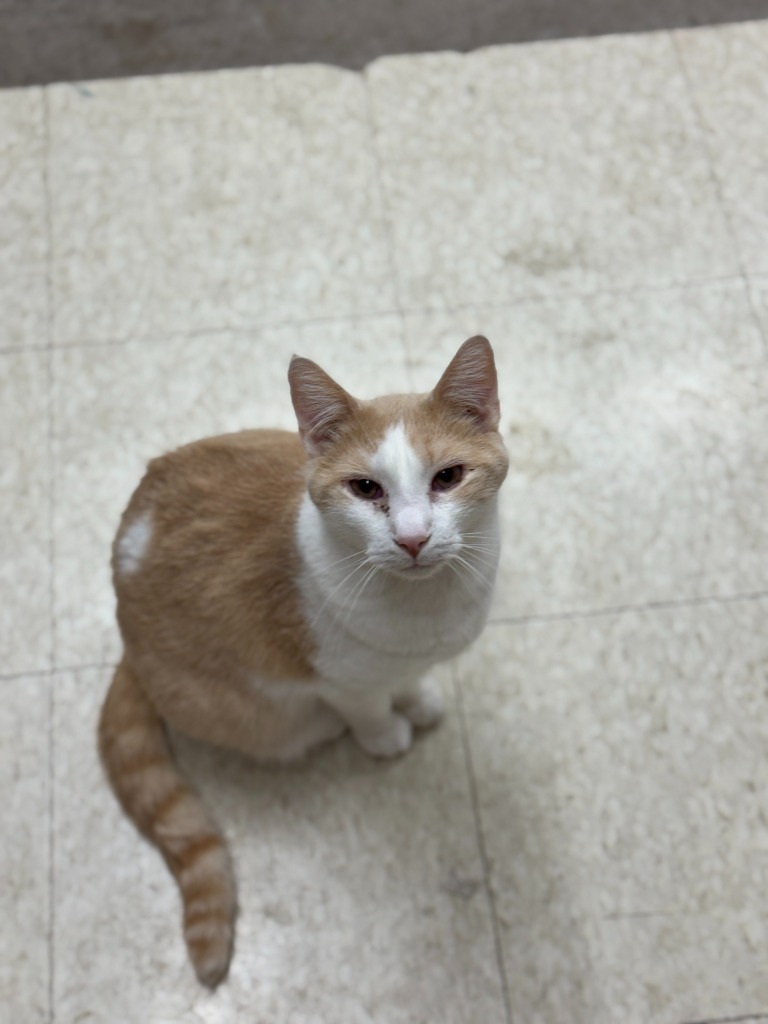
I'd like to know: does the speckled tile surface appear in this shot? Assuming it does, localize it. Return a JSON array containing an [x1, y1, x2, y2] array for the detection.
[[457, 600, 768, 1023], [53, 666, 504, 1023], [676, 21, 768, 277], [0, 88, 48, 351], [0, 674, 50, 1023], [47, 68, 397, 345], [367, 33, 740, 309], [3, 17, 768, 1024], [0, 350, 52, 674]]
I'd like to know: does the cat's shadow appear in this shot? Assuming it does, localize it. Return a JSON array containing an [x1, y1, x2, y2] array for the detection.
[[170, 715, 517, 969], [169, 710, 581, 1003]]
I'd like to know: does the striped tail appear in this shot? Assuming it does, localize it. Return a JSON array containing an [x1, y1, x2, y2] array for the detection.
[[98, 659, 237, 987]]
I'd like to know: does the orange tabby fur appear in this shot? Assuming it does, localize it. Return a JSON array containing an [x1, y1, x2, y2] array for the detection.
[[99, 337, 508, 988]]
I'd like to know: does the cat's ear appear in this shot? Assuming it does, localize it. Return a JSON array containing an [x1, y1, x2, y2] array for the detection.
[[288, 356, 358, 456], [432, 335, 500, 430]]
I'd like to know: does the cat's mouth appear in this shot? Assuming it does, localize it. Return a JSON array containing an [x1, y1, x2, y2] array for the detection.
[[393, 561, 444, 580]]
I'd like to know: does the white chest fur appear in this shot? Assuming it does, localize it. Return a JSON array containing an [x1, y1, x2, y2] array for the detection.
[[296, 495, 500, 691]]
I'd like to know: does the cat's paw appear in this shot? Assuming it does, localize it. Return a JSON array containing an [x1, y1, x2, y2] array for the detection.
[[354, 714, 413, 759], [397, 680, 445, 730]]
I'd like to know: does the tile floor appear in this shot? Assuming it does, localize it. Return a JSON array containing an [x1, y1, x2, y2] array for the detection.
[[2, 19, 768, 1024]]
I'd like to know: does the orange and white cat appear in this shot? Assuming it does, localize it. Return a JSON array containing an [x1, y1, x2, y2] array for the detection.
[[99, 336, 509, 987]]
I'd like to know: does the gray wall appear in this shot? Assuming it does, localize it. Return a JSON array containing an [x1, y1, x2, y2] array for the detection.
[[3, 0, 768, 87]]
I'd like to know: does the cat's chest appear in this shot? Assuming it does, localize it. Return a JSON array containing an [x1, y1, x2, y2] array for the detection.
[[304, 573, 491, 685]]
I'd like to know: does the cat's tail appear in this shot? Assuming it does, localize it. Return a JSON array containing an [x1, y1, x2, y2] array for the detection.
[[98, 658, 236, 988]]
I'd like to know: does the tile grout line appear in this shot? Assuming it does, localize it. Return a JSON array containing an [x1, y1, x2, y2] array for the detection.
[[488, 586, 768, 628], [5, 581, 768, 687], [47, 673, 56, 1024], [681, 1015, 768, 1024], [670, 31, 768, 357], [0, 660, 116, 684], [396, 270, 758, 316], [42, 89, 56, 671], [41, 84, 56, 1024], [0, 268, 754, 359], [360, 72, 412, 377], [671, 30, 748, 279], [453, 671, 514, 1024]]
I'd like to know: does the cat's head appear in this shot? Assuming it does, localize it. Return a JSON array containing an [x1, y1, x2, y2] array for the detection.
[[288, 336, 509, 579]]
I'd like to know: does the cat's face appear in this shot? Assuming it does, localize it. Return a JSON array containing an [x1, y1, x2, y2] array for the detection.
[[289, 337, 509, 579]]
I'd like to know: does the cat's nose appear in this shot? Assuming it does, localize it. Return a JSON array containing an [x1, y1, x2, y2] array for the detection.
[[395, 533, 431, 559]]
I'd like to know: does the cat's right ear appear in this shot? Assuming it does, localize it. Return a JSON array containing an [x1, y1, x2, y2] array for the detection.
[[288, 356, 358, 457], [432, 335, 501, 431]]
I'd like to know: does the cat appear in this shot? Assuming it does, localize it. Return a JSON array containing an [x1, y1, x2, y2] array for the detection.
[[98, 335, 509, 988]]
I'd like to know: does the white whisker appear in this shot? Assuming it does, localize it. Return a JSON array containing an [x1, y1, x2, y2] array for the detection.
[[451, 554, 495, 593], [308, 556, 371, 630], [325, 563, 381, 659]]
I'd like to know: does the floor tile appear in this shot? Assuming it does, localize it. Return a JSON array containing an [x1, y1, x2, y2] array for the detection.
[[0, 350, 52, 673], [54, 665, 504, 1022], [0, 88, 48, 350], [405, 281, 768, 618], [748, 275, 768, 343], [47, 67, 396, 345], [51, 317, 407, 667], [456, 598, 768, 1023], [367, 34, 739, 309], [676, 21, 768, 276], [0, 674, 50, 1023]]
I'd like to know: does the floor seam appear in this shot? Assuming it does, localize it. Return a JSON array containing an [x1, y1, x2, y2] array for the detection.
[[670, 31, 768, 357], [454, 672, 514, 1024], [42, 86, 56, 671], [42, 86, 56, 1024], [670, 31, 747, 279], [487, 587, 768, 628], [0, 661, 116, 684], [361, 73, 411, 375], [395, 270, 750, 315], [47, 673, 56, 1024], [680, 1014, 768, 1024], [21, 306, 407, 355], [3, 269, 749, 357]]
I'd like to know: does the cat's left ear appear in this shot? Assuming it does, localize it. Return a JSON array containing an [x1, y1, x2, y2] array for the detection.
[[288, 356, 358, 456], [432, 335, 501, 431]]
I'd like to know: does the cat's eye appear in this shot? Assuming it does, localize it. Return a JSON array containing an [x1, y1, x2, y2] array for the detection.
[[348, 478, 384, 501], [432, 465, 464, 492]]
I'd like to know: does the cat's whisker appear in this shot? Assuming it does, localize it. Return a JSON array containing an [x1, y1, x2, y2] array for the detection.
[[451, 554, 496, 593], [459, 543, 498, 565], [460, 543, 497, 559], [446, 558, 491, 597], [319, 549, 371, 573], [325, 563, 382, 658], [460, 550, 498, 571], [445, 559, 475, 595], [307, 557, 372, 630], [341, 564, 381, 626], [460, 534, 498, 547]]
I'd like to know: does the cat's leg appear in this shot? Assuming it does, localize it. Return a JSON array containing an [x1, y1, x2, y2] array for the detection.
[[394, 676, 445, 730], [319, 688, 413, 759], [149, 666, 346, 764], [272, 700, 347, 763]]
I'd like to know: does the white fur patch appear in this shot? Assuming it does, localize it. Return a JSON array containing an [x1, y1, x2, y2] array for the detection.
[[116, 510, 152, 576], [370, 422, 432, 540], [370, 421, 424, 495]]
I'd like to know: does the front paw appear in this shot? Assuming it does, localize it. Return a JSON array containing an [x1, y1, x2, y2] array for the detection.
[[397, 680, 445, 730], [354, 714, 413, 759]]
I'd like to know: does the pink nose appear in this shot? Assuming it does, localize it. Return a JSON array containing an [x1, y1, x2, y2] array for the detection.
[[395, 534, 431, 559]]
